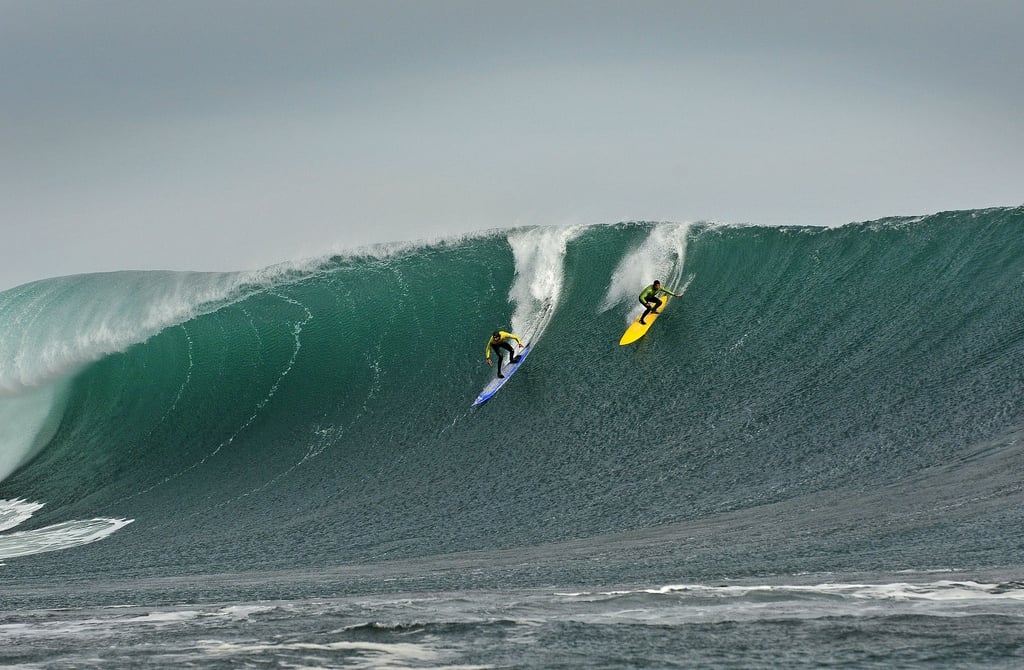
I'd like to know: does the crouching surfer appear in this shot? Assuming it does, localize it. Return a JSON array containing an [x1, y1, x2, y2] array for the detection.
[[639, 280, 682, 325], [485, 330, 524, 378]]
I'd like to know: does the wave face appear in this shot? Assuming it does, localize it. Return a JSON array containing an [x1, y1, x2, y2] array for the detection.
[[1, 208, 1023, 583]]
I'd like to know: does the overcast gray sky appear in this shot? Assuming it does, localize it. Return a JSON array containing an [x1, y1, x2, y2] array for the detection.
[[2, 0, 1021, 290]]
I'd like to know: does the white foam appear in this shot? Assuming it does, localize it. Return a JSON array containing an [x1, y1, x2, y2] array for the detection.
[[506, 225, 583, 342], [0, 498, 44, 532], [581, 580, 1024, 602], [199, 639, 447, 669], [549, 579, 1024, 627], [0, 498, 132, 564], [601, 222, 691, 320], [0, 517, 134, 562]]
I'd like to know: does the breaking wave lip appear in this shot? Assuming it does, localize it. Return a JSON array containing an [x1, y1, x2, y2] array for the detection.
[[0, 498, 132, 565], [0, 270, 283, 395], [0, 227, 536, 397]]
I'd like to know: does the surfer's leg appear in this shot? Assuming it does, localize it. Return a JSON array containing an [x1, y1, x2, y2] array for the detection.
[[651, 296, 663, 314], [639, 299, 653, 324], [496, 342, 513, 377]]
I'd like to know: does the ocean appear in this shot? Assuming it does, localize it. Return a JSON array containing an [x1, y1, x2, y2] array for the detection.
[[1, 208, 1023, 668]]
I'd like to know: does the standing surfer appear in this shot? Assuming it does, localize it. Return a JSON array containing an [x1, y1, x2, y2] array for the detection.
[[639, 280, 681, 325], [485, 330, 524, 378]]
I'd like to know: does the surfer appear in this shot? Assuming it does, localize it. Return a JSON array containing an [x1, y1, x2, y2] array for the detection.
[[485, 330, 524, 378], [639, 280, 681, 325]]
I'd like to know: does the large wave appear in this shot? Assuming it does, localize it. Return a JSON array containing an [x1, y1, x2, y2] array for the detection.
[[1, 209, 1022, 580]]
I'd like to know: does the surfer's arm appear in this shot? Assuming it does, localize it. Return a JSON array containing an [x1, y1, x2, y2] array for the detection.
[[505, 332, 523, 347]]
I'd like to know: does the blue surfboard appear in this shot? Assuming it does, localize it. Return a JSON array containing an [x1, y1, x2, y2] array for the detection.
[[472, 345, 531, 406]]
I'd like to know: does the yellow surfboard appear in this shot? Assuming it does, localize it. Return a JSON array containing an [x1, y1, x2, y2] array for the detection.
[[619, 295, 671, 346]]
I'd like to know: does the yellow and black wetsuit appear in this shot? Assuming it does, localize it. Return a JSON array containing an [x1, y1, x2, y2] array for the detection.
[[485, 331, 522, 374]]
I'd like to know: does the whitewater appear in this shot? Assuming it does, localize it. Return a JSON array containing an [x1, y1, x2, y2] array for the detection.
[[1, 208, 1023, 668]]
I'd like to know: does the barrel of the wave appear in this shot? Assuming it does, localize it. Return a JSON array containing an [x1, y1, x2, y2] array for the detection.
[[619, 295, 672, 345]]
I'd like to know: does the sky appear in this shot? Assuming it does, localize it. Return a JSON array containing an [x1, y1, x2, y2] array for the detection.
[[2, 0, 1022, 290]]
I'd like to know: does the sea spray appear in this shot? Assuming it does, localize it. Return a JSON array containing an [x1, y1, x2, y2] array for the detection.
[[507, 225, 583, 341], [601, 222, 691, 320]]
